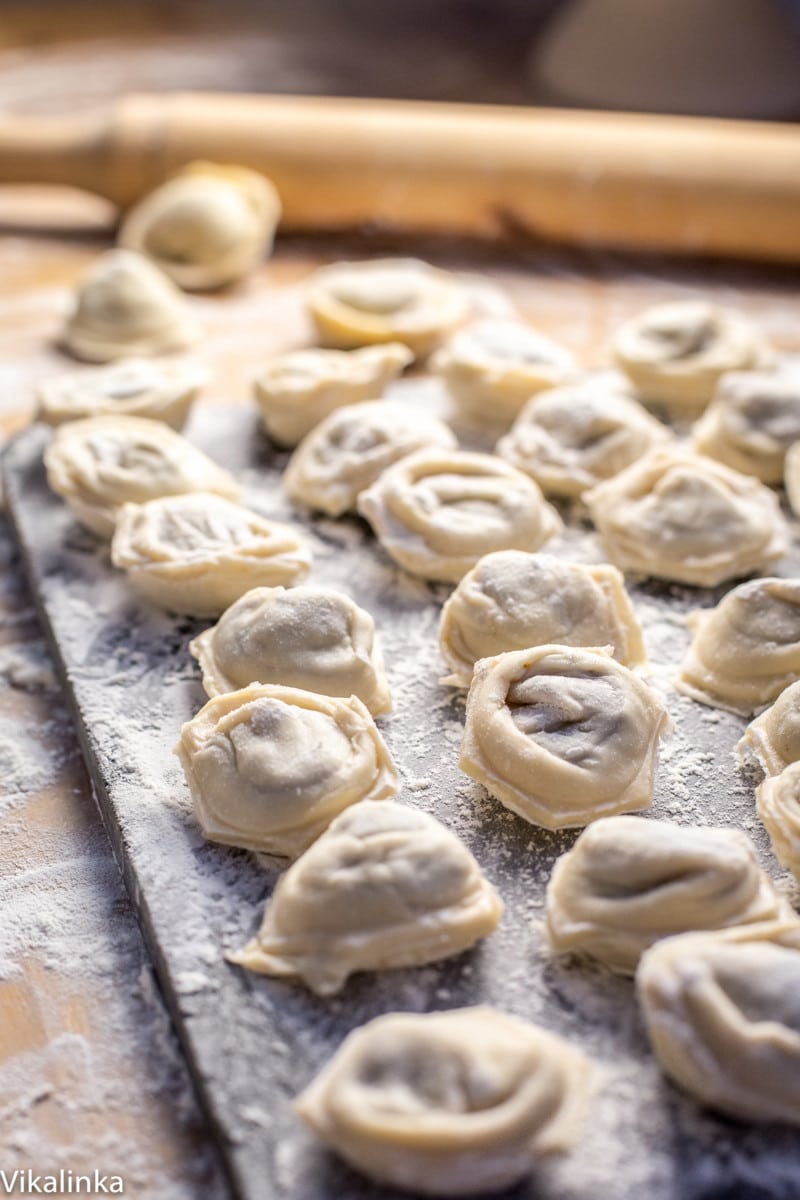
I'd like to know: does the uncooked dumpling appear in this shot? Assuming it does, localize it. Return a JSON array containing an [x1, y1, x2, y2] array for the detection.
[[61, 249, 197, 362], [37, 358, 207, 429], [783, 441, 800, 518], [460, 645, 669, 829], [496, 375, 670, 496], [44, 414, 238, 537], [637, 921, 800, 1125], [693, 366, 800, 483], [757, 762, 800, 883], [284, 400, 457, 516], [432, 317, 577, 428], [677, 578, 800, 716], [120, 161, 281, 290], [294, 1005, 594, 1196], [546, 816, 786, 974], [307, 258, 470, 358], [586, 449, 787, 586], [613, 299, 765, 412], [190, 585, 392, 715], [254, 343, 412, 447], [176, 686, 398, 858], [439, 551, 645, 688], [230, 801, 502, 993], [357, 448, 561, 583], [739, 680, 800, 776], [111, 492, 311, 616]]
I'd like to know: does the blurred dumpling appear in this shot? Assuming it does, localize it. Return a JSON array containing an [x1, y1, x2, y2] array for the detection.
[[757, 762, 800, 883], [693, 366, 800, 483], [739, 680, 800, 776], [783, 440, 800, 518], [37, 358, 207, 429]]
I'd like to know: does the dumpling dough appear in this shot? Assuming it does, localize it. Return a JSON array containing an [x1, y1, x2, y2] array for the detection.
[[432, 318, 577, 428], [637, 920, 800, 1125], [254, 343, 412, 447], [176, 686, 398, 858], [189, 585, 392, 716], [294, 1005, 594, 1195], [230, 801, 502, 993], [44, 414, 238, 537], [693, 367, 800, 483], [586, 449, 787, 586], [678, 578, 800, 716], [758, 762, 800, 883], [119, 161, 281, 290], [739, 680, 800, 776], [61, 249, 197, 362], [783, 441, 800, 518], [357, 449, 561, 583], [496, 375, 670, 497], [111, 492, 311, 616], [284, 400, 457, 517], [546, 816, 786, 974], [460, 645, 669, 829], [439, 551, 645, 688], [307, 258, 470, 358], [613, 299, 765, 412], [37, 358, 207, 429]]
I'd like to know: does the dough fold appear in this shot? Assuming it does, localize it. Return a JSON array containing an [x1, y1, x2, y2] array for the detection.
[[37, 358, 207, 429], [693, 366, 800, 484], [738, 680, 800, 776], [757, 762, 800, 883]]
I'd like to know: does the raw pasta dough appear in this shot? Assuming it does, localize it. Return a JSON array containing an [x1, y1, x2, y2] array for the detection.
[[545, 815, 786, 974], [678, 578, 800, 716], [176, 686, 398, 858], [357, 448, 561, 583], [439, 551, 645, 688], [693, 367, 800, 483], [111, 492, 311, 616], [757, 762, 800, 883], [190, 584, 392, 715], [460, 645, 669, 829], [254, 343, 412, 447], [739, 680, 800, 776], [783, 441, 800, 518], [230, 801, 502, 993], [284, 400, 457, 516], [294, 1005, 594, 1196], [586, 449, 787, 586], [37, 358, 207, 429]]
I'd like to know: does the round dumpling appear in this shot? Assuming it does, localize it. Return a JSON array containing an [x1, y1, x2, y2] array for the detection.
[[294, 1005, 594, 1196], [230, 800, 502, 994], [613, 299, 765, 412], [110, 492, 311, 617], [585, 449, 787, 586], [739, 680, 800, 776], [783, 440, 800, 518], [432, 317, 577, 428], [693, 366, 800, 483], [357, 449, 561, 583], [678, 578, 800, 716], [176, 686, 398, 858], [284, 400, 457, 517], [189, 585, 392, 715], [37, 358, 207, 429], [546, 816, 786, 974], [307, 258, 470, 358], [637, 921, 800, 1125], [60, 249, 197, 362], [496, 375, 670, 497], [44, 414, 238, 537], [460, 645, 669, 830], [439, 551, 645, 688], [757, 762, 800, 883], [119, 161, 281, 290]]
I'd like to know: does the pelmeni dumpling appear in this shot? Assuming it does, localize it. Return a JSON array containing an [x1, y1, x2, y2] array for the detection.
[[253, 343, 412, 447], [613, 299, 765, 412], [758, 763, 800, 882], [783, 441, 800, 518], [357, 449, 561, 583], [693, 366, 800, 483], [307, 258, 470, 358], [586, 449, 787, 586], [119, 162, 281, 290], [546, 816, 787, 974], [190, 585, 392, 715], [295, 1005, 594, 1195], [230, 801, 502, 993], [37, 358, 207, 430], [44, 414, 238, 537], [677, 578, 800, 716], [460, 645, 669, 830], [284, 400, 457, 516], [496, 375, 670, 497], [739, 680, 800, 776], [176, 686, 398, 858], [432, 317, 577, 428], [637, 921, 800, 1125], [111, 492, 311, 616], [439, 551, 645, 688], [61, 249, 197, 362]]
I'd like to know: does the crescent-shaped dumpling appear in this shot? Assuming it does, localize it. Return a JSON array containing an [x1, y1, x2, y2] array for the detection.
[[757, 762, 800, 883], [693, 367, 800, 484], [37, 358, 207, 429], [739, 680, 800, 776]]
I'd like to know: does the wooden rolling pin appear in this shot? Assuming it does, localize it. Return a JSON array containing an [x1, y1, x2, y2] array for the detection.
[[1, 92, 799, 263]]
